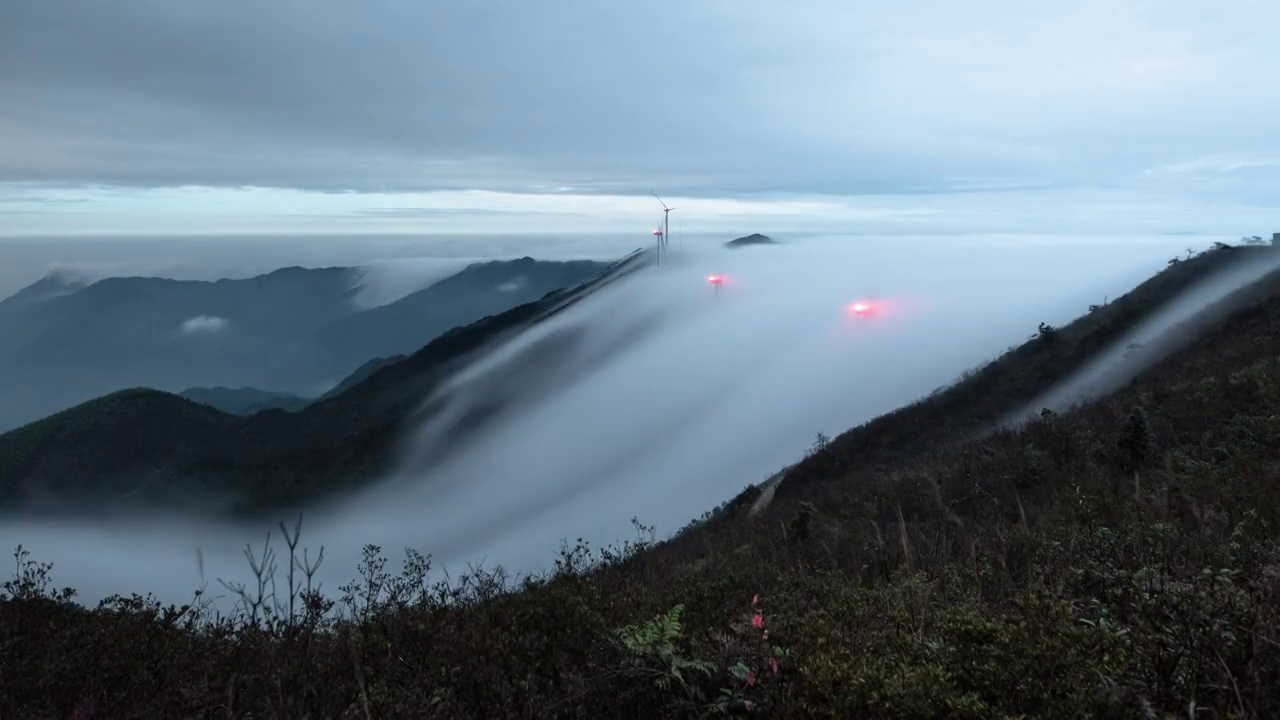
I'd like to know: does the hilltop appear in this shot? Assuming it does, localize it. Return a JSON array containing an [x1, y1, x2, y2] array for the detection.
[[6, 240, 1280, 716], [725, 232, 777, 248]]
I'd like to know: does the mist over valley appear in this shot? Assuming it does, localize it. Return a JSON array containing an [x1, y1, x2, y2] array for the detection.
[[0, 232, 1264, 610]]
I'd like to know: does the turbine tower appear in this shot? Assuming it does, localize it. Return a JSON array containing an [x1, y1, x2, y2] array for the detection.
[[653, 193, 677, 254]]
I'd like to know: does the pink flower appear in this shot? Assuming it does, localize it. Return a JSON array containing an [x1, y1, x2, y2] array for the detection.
[[751, 613, 764, 629], [769, 658, 780, 674], [752, 594, 759, 606], [746, 669, 757, 686]]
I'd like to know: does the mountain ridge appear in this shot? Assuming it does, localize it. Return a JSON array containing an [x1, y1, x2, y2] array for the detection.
[[178, 386, 311, 415], [0, 249, 647, 517], [0, 256, 610, 432], [725, 232, 777, 248], [0, 271, 89, 309]]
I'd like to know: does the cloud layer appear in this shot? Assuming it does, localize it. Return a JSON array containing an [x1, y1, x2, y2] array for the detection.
[[3, 0, 1279, 201]]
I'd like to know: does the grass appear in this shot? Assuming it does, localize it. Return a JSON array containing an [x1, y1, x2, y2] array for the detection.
[[5, 242, 1280, 717]]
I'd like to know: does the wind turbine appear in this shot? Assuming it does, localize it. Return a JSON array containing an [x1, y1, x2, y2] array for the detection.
[[653, 193, 677, 253]]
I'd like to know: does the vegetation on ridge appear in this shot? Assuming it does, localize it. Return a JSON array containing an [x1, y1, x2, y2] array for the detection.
[[5, 241, 1280, 717]]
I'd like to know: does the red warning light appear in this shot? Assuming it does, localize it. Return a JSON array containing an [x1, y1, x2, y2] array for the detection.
[[706, 274, 724, 285], [848, 299, 891, 317]]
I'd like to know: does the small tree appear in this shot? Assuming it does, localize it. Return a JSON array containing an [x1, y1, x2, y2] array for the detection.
[[810, 431, 831, 455], [1116, 405, 1156, 497]]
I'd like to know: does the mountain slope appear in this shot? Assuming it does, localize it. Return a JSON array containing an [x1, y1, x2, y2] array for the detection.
[[0, 258, 609, 432], [257, 257, 610, 389], [4, 266, 359, 361], [0, 389, 238, 513], [178, 386, 311, 415], [766, 241, 1280, 503], [9, 242, 1280, 717], [0, 270, 88, 310], [0, 266, 359, 432], [0, 250, 647, 517], [315, 355, 406, 401]]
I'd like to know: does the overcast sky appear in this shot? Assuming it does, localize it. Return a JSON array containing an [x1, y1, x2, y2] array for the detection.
[[2, 0, 1279, 235]]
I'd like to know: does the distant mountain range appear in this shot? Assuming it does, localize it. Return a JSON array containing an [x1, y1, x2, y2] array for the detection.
[[176, 387, 310, 415], [0, 250, 647, 517], [0, 256, 609, 432]]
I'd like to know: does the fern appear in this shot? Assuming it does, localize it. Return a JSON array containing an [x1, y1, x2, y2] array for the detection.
[[616, 604, 712, 693]]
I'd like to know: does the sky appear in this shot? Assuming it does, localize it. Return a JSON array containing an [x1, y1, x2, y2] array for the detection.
[[2, 0, 1280, 236]]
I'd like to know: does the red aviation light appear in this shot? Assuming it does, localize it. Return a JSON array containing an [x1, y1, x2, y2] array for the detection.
[[706, 274, 724, 285], [848, 299, 888, 317]]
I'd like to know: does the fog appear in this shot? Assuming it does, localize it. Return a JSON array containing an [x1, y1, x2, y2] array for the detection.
[[0, 234, 1230, 612], [0, 233, 636, 306], [1002, 244, 1280, 426]]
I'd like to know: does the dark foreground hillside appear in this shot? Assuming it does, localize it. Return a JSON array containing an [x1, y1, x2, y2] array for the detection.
[[6, 243, 1280, 717]]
